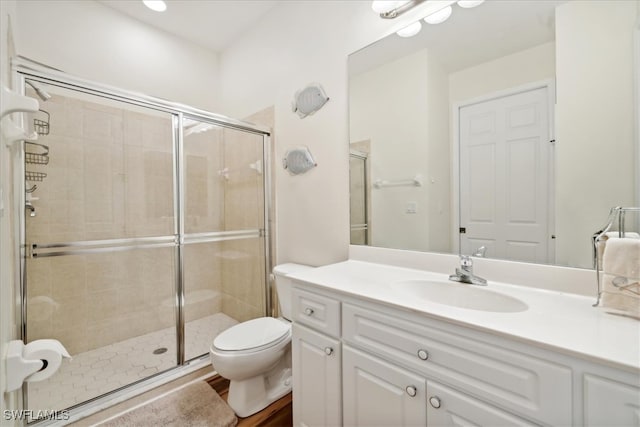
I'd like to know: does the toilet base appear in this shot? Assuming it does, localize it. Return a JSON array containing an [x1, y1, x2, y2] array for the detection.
[[227, 366, 292, 418]]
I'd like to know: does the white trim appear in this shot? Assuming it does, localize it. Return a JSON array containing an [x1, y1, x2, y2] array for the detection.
[[454, 79, 556, 110], [634, 22, 640, 207], [451, 79, 556, 260], [451, 105, 460, 254]]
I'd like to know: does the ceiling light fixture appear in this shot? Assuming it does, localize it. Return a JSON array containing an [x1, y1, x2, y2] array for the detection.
[[396, 21, 422, 37], [376, 0, 426, 19], [457, 0, 485, 8], [371, 0, 407, 14], [372, 0, 484, 36], [424, 5, 452, 24], [142, 0, 167, 12]]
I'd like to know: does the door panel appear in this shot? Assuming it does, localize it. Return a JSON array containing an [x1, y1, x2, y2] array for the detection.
[[427, 381, 538, 427], [292, 323, 342, 427], [460, 86, 552, 263], [343, 345, 426, 427], [24, 83, 178, 414]]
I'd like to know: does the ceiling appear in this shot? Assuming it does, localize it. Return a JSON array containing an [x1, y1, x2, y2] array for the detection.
[[98, 0, 281, 52]]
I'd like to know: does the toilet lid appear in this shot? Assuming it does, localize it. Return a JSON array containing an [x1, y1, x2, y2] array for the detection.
[[213, 317, 290, 352]]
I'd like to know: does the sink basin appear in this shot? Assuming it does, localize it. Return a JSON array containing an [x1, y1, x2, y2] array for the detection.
[[391, 280, 528, 313]]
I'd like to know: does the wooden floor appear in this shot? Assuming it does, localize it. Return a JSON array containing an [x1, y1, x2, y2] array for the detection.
[[207, 375, 293, 427]]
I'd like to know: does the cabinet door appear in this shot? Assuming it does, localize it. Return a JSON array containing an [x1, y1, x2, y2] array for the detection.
[[426, 381, 538, 427], [583, 374, 640, 426], [343, 345, 427, 427], [292, 323, 342, 427]]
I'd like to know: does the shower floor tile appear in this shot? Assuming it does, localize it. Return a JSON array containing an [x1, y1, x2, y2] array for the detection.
[[27, 313, 238, 413]]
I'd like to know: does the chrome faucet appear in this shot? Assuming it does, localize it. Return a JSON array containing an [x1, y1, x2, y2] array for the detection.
[[449, 253, 487, 286]]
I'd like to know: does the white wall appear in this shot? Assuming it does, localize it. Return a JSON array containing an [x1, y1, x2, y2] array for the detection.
[[0, 0, 21, 423], [349, 48, 450, 253], [14, 0, 220, 112], [10, 0, 460, 272], [426, 52, 452, 253], [350, 49, 431, 251], [449, 42, 556, 105], [555, 0, 638, 268], [219, 1, 416, 266]]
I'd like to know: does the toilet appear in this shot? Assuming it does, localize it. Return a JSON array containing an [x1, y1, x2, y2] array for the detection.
[[209, 263, 312, 417]]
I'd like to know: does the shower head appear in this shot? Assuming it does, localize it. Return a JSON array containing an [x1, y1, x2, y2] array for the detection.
[[25, 80, 51, 102]]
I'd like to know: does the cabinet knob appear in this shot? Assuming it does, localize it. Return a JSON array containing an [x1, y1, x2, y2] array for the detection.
[[324, 347, 334, 356], [417, 349, 429, 360], [429, 396, 441, 409], [405, 386, 417, 397], [304, 307, 314, 316]]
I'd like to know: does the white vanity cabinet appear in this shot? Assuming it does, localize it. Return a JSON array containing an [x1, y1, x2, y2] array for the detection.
[[343, 345, 427, 426], [583, 375, 640, 426], [291, 283, 640, 427], [342, 344, 536, 427], [342, 302, 572, 425], [291, 288, 342, 427]]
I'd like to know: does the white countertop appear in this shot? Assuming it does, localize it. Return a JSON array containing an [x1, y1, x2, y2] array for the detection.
[[288, 260, 640, 372]]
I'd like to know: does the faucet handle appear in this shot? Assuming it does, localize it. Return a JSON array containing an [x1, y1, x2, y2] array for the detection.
[[472, 246, 487, 257]]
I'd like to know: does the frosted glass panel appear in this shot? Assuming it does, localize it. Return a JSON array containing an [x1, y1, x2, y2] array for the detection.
[[183, 119, 265, 234]]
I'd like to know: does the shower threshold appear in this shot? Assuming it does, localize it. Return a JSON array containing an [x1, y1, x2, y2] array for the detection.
[[26, 313, 238, 413]]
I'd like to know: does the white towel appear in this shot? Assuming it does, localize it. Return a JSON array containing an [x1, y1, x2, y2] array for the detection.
[[597, 232, 640, 266], [600, 238, 640, 317]]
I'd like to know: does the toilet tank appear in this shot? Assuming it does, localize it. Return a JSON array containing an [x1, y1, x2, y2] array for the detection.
[[273, 263, 313, 320]]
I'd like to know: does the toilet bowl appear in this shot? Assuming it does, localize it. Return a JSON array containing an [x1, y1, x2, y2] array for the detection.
[[210, 263, 312, 418]]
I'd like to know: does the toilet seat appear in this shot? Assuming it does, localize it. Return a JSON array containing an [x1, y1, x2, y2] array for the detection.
[[213, 317, 290, 353]]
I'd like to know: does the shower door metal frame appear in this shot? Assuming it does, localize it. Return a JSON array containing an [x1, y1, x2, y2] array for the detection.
[[12, 57, 273, 418], [349, 150, 369, 245]]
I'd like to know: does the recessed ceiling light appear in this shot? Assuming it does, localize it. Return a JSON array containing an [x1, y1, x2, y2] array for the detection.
[[457, 0, 485, 8], [143, 0, 167, 12], [424, 6, 452, 24], [396, 21, 422, 38]]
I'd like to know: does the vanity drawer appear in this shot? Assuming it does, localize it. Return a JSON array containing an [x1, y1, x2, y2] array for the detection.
[[292, 287, 341, 337], [342, 303, 572, 426]]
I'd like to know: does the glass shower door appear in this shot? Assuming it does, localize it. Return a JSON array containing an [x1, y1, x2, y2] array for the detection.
[[350, 151, 369, 245], [24, 81, 179, 413], [182, 118, 267, 361]]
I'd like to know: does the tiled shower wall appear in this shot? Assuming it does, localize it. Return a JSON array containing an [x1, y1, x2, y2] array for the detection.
[[25, 89, 267, 354], [219, 123, 267, 323]]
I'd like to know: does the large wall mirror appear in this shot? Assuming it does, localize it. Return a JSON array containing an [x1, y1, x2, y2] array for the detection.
[[349, 0, 639, 269]]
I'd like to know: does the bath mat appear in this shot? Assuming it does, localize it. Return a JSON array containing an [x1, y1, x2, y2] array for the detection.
[[100, 381, 237, 427]]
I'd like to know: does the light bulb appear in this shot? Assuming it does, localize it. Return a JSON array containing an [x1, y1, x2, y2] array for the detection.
[[457, 0, 485, 8], [142, 0, 167, 12], [396, 21, 422, 38], [424, 6, 452, 24]]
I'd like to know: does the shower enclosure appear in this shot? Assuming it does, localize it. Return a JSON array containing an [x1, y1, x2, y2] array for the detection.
[[349, 149, 369, 245], [13, 58, 272, 418]]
